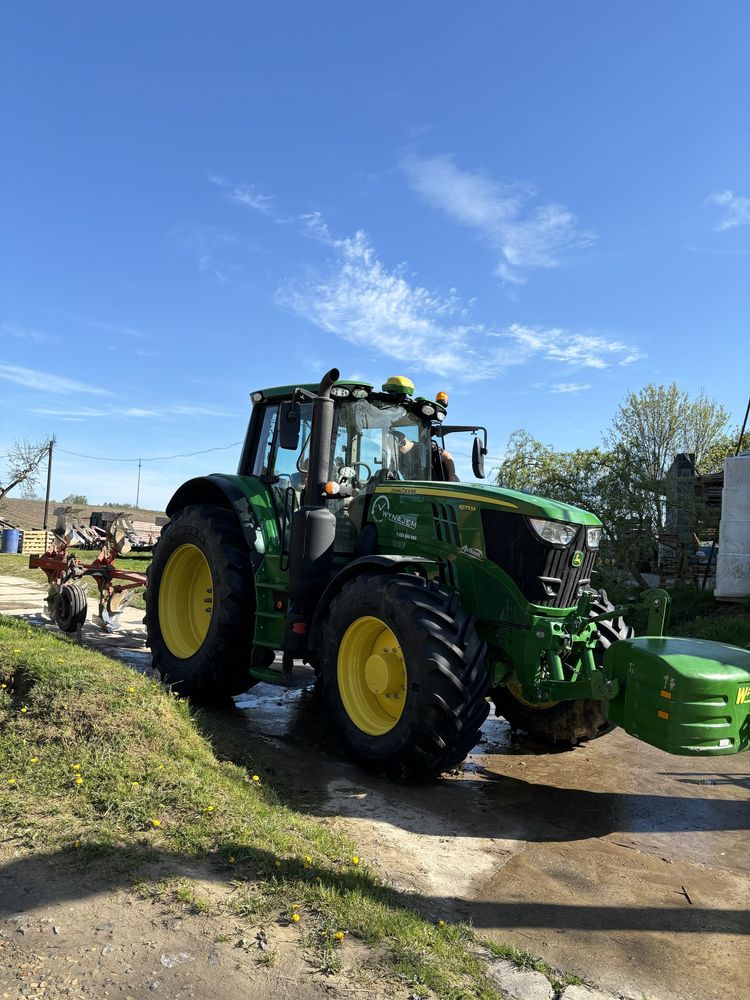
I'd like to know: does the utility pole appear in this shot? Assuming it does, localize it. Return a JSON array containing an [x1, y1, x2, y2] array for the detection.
[[42, 437, 54, 530], [135, 459, 142, 510]]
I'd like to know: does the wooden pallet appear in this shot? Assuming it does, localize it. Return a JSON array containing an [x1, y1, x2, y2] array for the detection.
[[19, 529, 54, 555]]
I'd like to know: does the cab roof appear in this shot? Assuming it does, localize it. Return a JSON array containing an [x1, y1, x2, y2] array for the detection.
[[252, 380, 374, 400]]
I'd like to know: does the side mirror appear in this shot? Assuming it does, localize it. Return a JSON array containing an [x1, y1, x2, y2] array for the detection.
[[279, 400, 301, 450], [472, 435, 487, 479]]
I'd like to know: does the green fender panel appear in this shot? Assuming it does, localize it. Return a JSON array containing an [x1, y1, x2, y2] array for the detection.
[[166, 474, 279, 564], [166, 474, 288, 648]]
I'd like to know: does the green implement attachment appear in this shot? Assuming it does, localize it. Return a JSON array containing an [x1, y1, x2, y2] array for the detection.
[[603, 636, 750, 756]]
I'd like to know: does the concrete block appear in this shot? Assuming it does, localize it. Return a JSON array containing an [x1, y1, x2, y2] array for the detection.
[[484, 957, 554, 1000]]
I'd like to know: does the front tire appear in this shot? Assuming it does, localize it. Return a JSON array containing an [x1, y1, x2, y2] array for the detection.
[[145, 504, 256, 700], [493, 591, 635, 746], [320, 573, 490, 778]]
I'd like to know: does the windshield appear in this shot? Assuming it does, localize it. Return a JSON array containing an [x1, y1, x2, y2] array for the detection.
[[330, 397, 432, 485]]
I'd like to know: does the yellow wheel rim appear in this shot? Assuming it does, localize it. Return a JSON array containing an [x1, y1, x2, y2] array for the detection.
[[507, 678, 559, 710], [337, 616, 407, 735], [158, 544, 213, 658]]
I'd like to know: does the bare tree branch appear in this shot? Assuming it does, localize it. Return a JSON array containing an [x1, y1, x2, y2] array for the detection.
[[0, 436, 54, 502]]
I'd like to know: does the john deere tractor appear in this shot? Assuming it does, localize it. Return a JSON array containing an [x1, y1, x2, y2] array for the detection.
[[146, 369, 750, 776]]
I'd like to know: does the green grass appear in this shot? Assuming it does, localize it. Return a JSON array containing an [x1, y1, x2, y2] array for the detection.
[[0, 614, 516, 999], [671, 614, 750, 648], [0, 550, 152, 610]]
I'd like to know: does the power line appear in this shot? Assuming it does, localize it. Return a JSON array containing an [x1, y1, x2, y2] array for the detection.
[[56, 441, 243, 464]]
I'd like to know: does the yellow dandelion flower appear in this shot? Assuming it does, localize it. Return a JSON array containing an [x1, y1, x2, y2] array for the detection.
[[128, 686, 135, 693], [12, 648, 21, 653], [7, 778, 17, 786], [438, 919, 446, 927], [151, 819, 161, 828], [131, 781, 140, 789], [30, 757, 38, 764], [251, 774, 260, 783], [291, 913, 300, 923], [20, 707, 28, 713], [204, 804, 215, 812], [350, 855, 359, 865], [0, 683, 6, 689], [75, 776, 83, 785], [334, 931, 345, 941], [72, 764, 81, 771]]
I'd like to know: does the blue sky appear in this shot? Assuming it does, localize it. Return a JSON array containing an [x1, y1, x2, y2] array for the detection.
[[2, 2, 748, 508]]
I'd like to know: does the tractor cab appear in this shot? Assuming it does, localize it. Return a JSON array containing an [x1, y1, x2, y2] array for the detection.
[[239, 375, 456, 556]]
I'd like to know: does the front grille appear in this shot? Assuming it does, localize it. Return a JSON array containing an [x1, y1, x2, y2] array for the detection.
[[481, 509, 597, 608]]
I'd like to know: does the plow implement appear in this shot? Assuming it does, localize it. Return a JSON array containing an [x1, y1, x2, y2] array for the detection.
[[29, 517, 148, 634]]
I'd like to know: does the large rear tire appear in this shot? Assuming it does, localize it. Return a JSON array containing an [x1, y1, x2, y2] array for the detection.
[[320, 573, 490, 778], [145, 504, 256, 701], [493, 592, 634, 746]]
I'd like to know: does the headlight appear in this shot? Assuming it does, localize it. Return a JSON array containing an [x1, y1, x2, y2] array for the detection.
[[529, 518, 577, 547], [586, 526, 602, 549], [330, 386, 351, 398]]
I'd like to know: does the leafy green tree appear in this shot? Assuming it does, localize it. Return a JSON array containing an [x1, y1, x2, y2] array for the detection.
[[700, 426, 750, 475], [495, 384, 733, 586], [62, 493, 88, 505]]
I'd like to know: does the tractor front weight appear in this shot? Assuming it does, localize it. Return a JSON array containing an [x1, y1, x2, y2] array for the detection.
[[499, 587, 749, 755]]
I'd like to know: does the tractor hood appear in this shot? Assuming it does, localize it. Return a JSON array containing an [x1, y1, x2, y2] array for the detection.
[[375, 481, 601, 526]]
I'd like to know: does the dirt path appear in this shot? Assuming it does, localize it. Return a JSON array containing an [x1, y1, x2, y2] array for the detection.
[[0, 857, 390, 1000], [2, 573, 749, 1000], [231, 684, 749, 1000]]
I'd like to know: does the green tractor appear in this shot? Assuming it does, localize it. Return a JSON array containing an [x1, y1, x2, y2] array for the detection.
[[145, 369, 750, 776]]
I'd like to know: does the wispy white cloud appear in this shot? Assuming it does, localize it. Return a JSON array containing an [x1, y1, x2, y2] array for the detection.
[[29, 403, 232, 420], [0, 363, 110, 396], [208, 171, 274, 215], [687, 244, 750, 255], [1, 322, 56, 344], [87, 320, 145, 339], [279, 221, 640, 380], [168, 224, 242, 283], [491, 325, 643, 369], [401, 154, 595, 283], [280, 228, 491, 379], [550, 382, 592, 394], [704, 190, 750, 231]]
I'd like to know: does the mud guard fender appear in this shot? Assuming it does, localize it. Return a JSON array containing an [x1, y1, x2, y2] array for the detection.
[[309, 554, 437, 652], [165, 475, 267, 569]]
